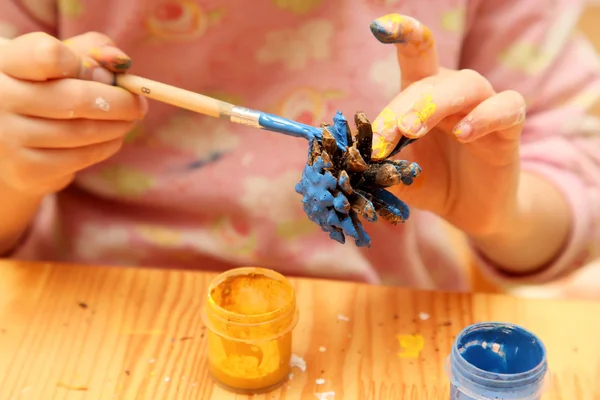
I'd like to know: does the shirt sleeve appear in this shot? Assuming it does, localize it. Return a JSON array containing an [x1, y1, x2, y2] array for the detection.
[[0, 0, 57, 38], [460, 0, 600, 286]]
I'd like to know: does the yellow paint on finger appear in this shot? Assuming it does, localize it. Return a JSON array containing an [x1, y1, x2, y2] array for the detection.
[[372, 135, 393, 160], [372, 107, 399, 159], [372, 107, 398, 133], [414, 94, 437, 121], [397, 334, 425, 358]]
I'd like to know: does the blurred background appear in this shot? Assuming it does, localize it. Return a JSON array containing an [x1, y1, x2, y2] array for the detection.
[[463, 0, 600, 298]]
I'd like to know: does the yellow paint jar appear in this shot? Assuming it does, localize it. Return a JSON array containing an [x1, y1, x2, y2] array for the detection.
[[201, 267, 299, 394]]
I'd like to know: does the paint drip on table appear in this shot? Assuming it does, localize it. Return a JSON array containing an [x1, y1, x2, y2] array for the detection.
[[294, 111, 421, 247]]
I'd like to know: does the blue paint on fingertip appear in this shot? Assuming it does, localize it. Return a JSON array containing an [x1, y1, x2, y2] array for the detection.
[[447, 322, 550, 400]]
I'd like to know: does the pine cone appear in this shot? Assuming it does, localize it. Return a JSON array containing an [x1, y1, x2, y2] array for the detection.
[[295, 111, 421, 247]]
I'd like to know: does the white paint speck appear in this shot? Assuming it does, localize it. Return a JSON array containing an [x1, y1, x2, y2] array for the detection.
[[337, 314, 349, 322], [314, 391, 336, 399], [94, 97, 110, 112], [419, 312, 430, 321], [319, 346, 326, 352], [290, 353, 307, 372], [288, 372, 294, 380], [316, 378, 325, 385], [164, 376, 170, 383], [149, 359, 156, 364]]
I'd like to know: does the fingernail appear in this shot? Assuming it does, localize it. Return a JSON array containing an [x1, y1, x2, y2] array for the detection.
[[453, 121, 473, 141], [91, 67, 116, 85], [371, 107, 398, 160], [398, 112, 424, 138], [370, 14, 405, 44], [89, 45, 132, 72]]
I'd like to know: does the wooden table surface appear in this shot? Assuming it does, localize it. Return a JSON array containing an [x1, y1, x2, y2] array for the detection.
[[0, 260, 599, 400]]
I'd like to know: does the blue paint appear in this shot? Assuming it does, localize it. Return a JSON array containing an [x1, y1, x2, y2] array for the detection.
[[447, 322, 549, 400], [369, 20, 407, 45], [294, 140, 371, 247], [258, 113, 323, 141], [331, 111, 349, 150], [371, 188, 410, 222]]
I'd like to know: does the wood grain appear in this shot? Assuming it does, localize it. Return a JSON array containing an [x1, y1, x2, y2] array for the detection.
[[0, 260, 598, 400]]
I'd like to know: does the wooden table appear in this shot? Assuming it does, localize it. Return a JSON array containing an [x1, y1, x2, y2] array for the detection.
[[0, 260, 598, 400]]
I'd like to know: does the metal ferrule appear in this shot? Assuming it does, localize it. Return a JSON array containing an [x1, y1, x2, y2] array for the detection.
[[229, 106, 262, 128]]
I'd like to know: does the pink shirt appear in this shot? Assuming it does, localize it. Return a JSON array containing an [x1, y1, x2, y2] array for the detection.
[[2, 0, 600, 298]]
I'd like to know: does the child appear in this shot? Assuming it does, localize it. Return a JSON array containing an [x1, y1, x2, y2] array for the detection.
[[0, 0, 599, 298]]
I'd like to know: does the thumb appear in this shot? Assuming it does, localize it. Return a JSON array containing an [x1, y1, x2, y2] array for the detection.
[[63, 31, 132, 73], [370, 14, 439, 89]]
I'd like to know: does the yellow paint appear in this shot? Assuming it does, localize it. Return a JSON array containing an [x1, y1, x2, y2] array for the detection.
[[398, 94, 437, 137], [371, 107, 399, 159], [397, 334, 425, 358], [372, 107, 397, 134], [372, 135, 394, 160], [203, 268, 298, 393], [413, 94, 437, 121], [377, 13, 406, 25]]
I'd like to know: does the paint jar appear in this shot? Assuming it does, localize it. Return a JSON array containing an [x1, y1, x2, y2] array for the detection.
[[446, 322, 550, 400], [201, 267, 299, 394]]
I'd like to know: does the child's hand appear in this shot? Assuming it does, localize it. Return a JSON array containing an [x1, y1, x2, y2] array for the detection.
[[0, 32, 146, 196], [370, 15, 526, 239]]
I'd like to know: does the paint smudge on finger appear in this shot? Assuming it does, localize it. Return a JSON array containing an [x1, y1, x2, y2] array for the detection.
[[397, 333, 425, 358], [94, 97, 110, 112], [398, 94, 437, 138], [89, 45, 132, 72], [371, 107, 398, 160], [370, 14, 435, 55]]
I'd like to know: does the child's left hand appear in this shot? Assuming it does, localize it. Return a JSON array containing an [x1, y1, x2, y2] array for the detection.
[[369, 14, 526, 239]]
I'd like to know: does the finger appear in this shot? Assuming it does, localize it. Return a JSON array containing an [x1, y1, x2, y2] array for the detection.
[[371, 69, 495, 160], [0, 33, 113, 84], [370, 14, 439, 89], [0, 114, 136, 148], [453, 90, 526, 143], [5, 138, 123, 190], [64, 32, 132, 72], [2, 76, 147, 121]]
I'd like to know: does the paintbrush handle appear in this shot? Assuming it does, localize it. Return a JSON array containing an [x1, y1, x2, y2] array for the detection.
[[115, 74, 234, 119], [116, 73, 323, 141]]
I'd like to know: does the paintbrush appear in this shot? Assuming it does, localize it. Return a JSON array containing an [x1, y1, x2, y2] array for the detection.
[[115, 74, 324, 142]]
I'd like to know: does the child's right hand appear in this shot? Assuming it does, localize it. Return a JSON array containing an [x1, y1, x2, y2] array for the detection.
[[0, 32, 146, 197]]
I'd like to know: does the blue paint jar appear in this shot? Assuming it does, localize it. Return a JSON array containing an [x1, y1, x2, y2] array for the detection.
[[446, 322, 550, 400]]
